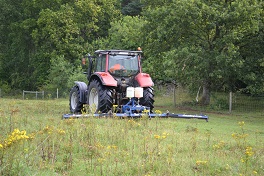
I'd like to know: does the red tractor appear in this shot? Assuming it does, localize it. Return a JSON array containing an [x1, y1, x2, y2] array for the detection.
[[69, 49, 154, 114]]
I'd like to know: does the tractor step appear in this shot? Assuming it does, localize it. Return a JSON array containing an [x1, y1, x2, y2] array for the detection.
[[62, 112, 208, 122]]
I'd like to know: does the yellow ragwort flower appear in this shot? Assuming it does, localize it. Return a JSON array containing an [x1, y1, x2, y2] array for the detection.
[[196, 160, 208, 165], [245, 146, 254, 156], [154, 135, 160, 139], [57, 129, 66, 135], [142, 109, 150, 113], [3, 129, 30, 148], [238, 121, 245, 127], [161, 135, 167, 139], [241, 158, 245, 163], [97, 158, 105, 163], [155, 110, 162, 114]]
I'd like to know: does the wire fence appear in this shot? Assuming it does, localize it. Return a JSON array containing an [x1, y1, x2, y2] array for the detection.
[[0, 86, 263, 114], [0, 88, 69, 99], [155, 83, 264, 114]]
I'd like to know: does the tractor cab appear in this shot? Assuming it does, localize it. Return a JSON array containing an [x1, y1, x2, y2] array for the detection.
[[108, 53, 140, 77], [94, 50, 142, 78]]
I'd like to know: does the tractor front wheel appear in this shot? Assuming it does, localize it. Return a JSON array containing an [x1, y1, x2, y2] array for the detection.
[[69, 86, 84, 113], [87, 79, 113, 113]]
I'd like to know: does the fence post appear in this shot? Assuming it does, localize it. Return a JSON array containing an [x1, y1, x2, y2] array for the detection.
[[23, 90, 24, 99], [173, 86, 176, 107], [57, 88, 59, 99], [229, 92, 232, 113]]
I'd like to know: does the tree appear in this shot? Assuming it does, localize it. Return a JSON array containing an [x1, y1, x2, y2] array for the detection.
[[32, 0, 121, 94], [121, 0, 143, 16], [93, 0, 121, 39], [0, 0, 121, 92], [95, 16, 146, 50], [238, 2, 264, 95], [142, 0, 263, 105], [0, 0, 66, 90], [43, 55, 73, 93], [0, 0, 35, 90]]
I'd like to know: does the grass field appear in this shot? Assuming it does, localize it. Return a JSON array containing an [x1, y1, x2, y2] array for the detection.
[[0, 96, 263, 176]]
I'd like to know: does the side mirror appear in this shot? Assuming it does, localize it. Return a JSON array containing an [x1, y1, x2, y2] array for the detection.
[[81, 57, 86, 66], [81, 53, 94, 66]]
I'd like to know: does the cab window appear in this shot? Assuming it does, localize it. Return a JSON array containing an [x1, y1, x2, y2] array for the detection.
[[95, 54, 106, 72]]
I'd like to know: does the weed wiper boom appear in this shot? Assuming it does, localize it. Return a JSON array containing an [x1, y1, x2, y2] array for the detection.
[[62, 112, 208, 122]]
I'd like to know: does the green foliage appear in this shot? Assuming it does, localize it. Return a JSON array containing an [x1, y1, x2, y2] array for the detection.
[[66, 66, 87, 89], [95, 15, 146, 50], [43, 56, 73, 96], [32, 2, 98, 63], [0, 81, 11, 96], [0, 0, 263, 102], [93, 0, 121, 38], [0, 0, 120, 92], [43, 55, 87, 97], [121, 0, 143, 16], [142, 0, 263, 102]]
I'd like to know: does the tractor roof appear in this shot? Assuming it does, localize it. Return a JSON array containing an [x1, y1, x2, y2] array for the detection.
[[95, 50, 142, 56]]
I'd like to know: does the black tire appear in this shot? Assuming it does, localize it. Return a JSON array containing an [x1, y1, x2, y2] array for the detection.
[[140, 87, 155, 111], [69, 86, 84, 113], [87, 79, 113, 113]]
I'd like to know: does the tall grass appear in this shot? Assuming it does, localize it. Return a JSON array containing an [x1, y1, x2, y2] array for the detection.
[[0, 97, 263, 175]]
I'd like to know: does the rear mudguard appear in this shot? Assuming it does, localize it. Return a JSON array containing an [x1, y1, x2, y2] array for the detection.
[[90, 72, 153, 87], [91, 72, 117, 87], [135, 73, 154, 87], [74, 81, 87, 104]]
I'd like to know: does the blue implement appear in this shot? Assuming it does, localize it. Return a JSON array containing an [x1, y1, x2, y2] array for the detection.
[[62, 112, 208, 121], [63, 98, 208, 121]]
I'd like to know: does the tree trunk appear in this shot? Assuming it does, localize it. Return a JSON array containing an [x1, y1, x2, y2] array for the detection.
[[200, 81, 210, 105]]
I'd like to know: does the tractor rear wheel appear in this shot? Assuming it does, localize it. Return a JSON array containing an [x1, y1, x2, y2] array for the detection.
[[87, 79, 113, 113], [140, 87, 154, 111], [69, 86, 83, 113]]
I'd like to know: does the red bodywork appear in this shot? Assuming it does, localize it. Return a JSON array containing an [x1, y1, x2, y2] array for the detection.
[[95, 72, 117, 87], [135, 73, 154, 87], [95, 72, 153, 88]]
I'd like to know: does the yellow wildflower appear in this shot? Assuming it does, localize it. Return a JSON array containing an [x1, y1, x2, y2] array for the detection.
[[3, 129, 30, 148], [245, 146, 254, 156], [155, 110, 162, 114], [154, 135, 160, 139], [98, 158, 105, 163], [142, 109, 150, 113], [225, 164, 230, 170], [162, 132, 169, 136], [57, 129, 66, 135], [232, 133, 237, 138], [238, 121, 245, 127], [196, 160, 208, 165], [241, 158, 245, 163], [111, 145, 118, 150]]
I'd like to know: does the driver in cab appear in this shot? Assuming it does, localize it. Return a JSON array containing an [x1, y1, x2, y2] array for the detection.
[[109, 63, 125, 73]]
